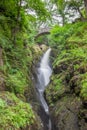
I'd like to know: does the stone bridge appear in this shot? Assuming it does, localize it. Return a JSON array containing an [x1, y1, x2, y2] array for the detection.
[[35, 27, 51, 39]]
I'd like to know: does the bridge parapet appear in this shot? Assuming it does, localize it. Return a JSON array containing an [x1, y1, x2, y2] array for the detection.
[[38, 27, 51, 34], [35, 27, 51, 39]]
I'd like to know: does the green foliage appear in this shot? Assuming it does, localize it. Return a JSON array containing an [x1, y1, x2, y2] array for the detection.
[[80, 73, 87, 100], [0, 0, 45, 101], [81, 83, 87, 100], [0, 92, 35, 129], [27, 0, 50, 20], [50, 0, 85, 25], [51, 75, 63, 91], [0, 15, 11, 48], [49, 24, 72, 47], [0, 98, 6, 108], [46, 75, 65, 106], [3, 44, 36, 96], [0, 0, 49, 49], [47, 22, 87, 106], [68, 23, 87, 44], [49, 22, 87, 48], [6, 71, 28, 94], [53, 46, 87, 68]]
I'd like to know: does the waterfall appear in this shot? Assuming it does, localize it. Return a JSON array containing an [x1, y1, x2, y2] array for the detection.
[[35, 48, 52, 130]]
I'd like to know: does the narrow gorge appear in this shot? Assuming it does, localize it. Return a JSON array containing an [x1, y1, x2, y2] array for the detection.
[[0, 0, 87, 130]]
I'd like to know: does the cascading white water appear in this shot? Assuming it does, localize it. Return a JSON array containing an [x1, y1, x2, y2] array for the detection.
[[38, 48, 52, 91], [36, 48, 52, 130]]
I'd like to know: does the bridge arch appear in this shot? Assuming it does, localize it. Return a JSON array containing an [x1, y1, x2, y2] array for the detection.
[[35, 28, 51, 39]]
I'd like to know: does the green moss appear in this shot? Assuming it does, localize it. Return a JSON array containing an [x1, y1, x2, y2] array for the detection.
[[0, 92, 35, 130]]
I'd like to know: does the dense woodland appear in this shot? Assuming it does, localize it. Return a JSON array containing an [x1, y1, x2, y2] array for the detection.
[[0, 0, 87, 130]]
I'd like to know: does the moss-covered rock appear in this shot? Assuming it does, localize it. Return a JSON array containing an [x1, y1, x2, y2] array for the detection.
[[46, 22, 87, 130], [51, 96, 82, 130]]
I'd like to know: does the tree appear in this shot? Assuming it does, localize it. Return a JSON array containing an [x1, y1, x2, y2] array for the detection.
[[0, 0, 49, 43], [67, 0, 85, 21], [57, 0, 67, 25], [50, 0, 67, 25], [45, 0, 85, 26], [84, 0, 87, 16]]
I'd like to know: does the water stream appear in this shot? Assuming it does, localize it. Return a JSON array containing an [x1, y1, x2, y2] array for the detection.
[[35, 48, 52, 130]]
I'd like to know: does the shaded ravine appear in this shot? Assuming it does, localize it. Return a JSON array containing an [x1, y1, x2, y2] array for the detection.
[[35, 48, 52, 130]]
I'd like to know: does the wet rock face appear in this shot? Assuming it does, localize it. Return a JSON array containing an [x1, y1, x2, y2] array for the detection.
[[78, 101, 87, 130], [51, 97, 82, 130], [0, 74, 5, 91], [0, 47, 3, 67], [46, 84, 87, 130]]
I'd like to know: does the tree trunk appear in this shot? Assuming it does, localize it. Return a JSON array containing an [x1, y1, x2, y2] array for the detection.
[[0, 47, 5, 91], [77, 7, 85, 21], [17, 0, 22, 24], [84, 0, 87, 16], [62, 14, 66, 26], [0, 47, 3, 67], [12, 0, 22, 44]]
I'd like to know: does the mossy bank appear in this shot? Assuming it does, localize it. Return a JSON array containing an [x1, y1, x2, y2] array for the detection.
[[46, 22, 87, 130], [0, 43, 47, 130]]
